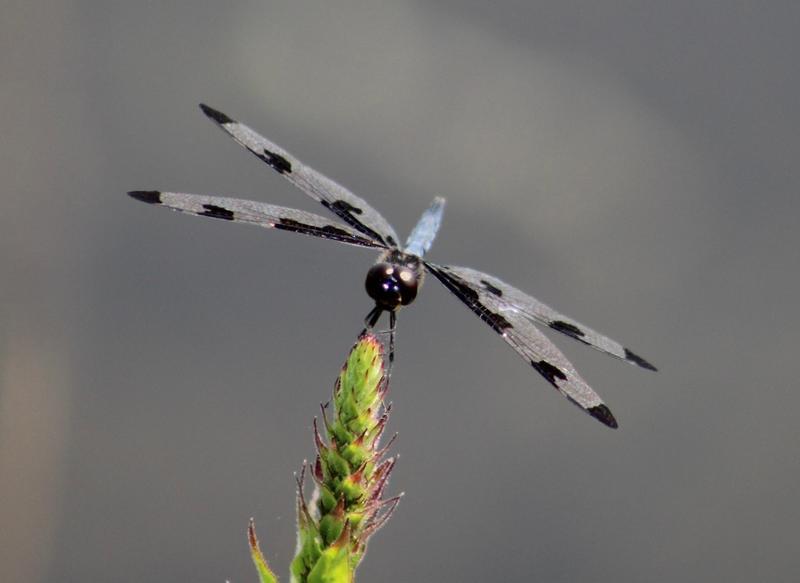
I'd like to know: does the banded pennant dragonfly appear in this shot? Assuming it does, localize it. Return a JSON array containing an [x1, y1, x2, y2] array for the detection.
[[129, 104, 656, 428]]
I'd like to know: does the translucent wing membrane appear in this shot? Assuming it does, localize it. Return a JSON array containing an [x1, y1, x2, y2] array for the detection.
[[429, 265, 656, 371], [199, 104, 401, 249], [405, 197, 445, 257], [425, 262, 621, 428], [127, 191, 386, 249]]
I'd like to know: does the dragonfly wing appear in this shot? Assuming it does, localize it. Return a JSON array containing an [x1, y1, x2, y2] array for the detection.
[[431, 265, 656, 371], [425, 261, 620, 428], [199, 104, 401, 249], [128, 190, 386, 249]]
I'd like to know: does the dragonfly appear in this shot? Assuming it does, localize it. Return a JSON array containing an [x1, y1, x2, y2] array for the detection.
[[129, 104, 656, 429]]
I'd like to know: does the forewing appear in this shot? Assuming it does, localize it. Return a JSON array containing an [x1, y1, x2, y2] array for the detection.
[[199, 104, 401, 248], [128, 191, 386, 249], [432, 265, 656, 371], [425, 262, 619, 428]]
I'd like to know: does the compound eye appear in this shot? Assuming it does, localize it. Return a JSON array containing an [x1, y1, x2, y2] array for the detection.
[[365, 263, 403, 309], [396, 267, 418, 306]]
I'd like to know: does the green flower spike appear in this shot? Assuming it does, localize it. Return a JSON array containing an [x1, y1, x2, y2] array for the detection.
[[249, 332, 400, 583]]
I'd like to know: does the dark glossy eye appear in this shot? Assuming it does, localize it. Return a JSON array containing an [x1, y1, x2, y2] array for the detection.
[[365, 262, 419, 310]]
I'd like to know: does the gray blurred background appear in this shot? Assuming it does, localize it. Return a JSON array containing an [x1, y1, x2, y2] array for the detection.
[[1, 1, 798, 581]]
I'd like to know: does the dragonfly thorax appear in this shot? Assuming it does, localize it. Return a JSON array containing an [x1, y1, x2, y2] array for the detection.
[[365, 251, 423, 310]]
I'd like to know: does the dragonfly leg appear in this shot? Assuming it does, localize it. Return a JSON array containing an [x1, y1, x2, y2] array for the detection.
[[360, 306, 396, 379], [385, 310, 396, 377], [387, 311, 396, 364], [364, 305, 383, 330]]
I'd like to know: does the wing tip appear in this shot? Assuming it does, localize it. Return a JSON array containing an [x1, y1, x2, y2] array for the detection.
[[199, 103, 235, 126], [588, 404, 619, 429], [128, 190, 162, 204], [624, 348, 657, 371]]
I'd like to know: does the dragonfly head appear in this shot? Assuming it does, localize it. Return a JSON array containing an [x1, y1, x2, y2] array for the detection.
[[365, 262, 419, 310]]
